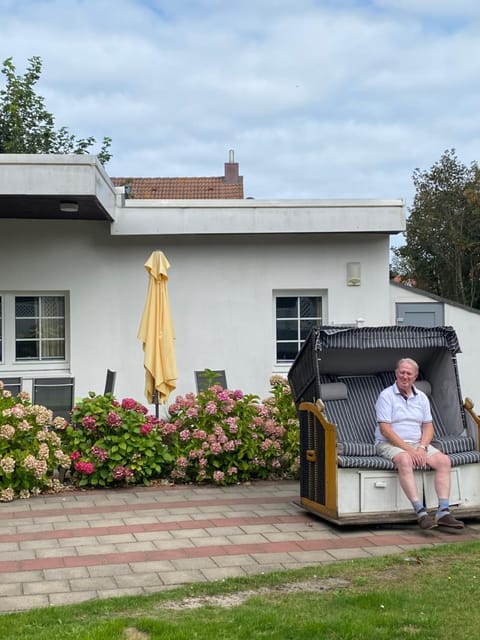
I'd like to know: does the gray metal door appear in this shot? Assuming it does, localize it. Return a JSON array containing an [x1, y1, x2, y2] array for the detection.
[[396, 302, 444, 327]]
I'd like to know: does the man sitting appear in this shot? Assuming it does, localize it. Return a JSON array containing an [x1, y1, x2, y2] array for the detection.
[[375, 358, 464, 530]]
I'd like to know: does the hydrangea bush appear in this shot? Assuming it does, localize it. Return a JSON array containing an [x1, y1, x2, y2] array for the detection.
[[0, 381, 71, 502], [64, 393, 172, 487], [160, 375, 299, 485], [1, 374, 299, 499]]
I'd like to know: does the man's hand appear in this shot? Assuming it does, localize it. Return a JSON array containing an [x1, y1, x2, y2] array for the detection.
[[410, 446, 428, 467]]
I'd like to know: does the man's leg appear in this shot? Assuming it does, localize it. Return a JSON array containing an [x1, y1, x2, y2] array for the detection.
[[393, 452, 436, 529], [427, 452, 464, 528]]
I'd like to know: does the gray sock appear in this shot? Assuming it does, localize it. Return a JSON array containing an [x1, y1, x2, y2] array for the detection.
[[413, 500, 427, 517]]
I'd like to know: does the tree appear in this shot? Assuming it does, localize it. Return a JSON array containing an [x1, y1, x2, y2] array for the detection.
[[393, 149, 480, 309], [0, 56, 111, 164]]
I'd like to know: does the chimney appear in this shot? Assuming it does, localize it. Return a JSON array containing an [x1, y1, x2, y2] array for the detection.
[[224, 149, 242, 184]]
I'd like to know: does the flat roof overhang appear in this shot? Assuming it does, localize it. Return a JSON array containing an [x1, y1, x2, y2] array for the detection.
[[0, 154, 116, 221], [111, 198, 406, 236]]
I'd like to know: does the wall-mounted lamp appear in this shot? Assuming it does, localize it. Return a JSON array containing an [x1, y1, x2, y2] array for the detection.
[[59, 201, 79, 213], [346, 262, 361, 286]]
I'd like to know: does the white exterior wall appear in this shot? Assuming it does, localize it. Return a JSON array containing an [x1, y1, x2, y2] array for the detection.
[[0, 218, 391, 409], [0, 155, 405, 412]]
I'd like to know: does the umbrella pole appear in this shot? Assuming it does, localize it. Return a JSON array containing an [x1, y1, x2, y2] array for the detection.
[[154, 390, 159, 419]]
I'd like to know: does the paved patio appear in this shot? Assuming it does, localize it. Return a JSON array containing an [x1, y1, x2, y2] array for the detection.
[[1, 480, 479, 613]]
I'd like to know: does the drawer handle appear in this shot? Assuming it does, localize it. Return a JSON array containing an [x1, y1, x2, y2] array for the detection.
[[374, 482, 387, 488]]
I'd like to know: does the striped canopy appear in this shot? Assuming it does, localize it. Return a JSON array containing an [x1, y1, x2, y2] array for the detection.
[[313, 325, 461, 354]]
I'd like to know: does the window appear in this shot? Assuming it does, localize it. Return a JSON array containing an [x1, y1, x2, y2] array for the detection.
[[15, 296, 65, 360], [0, 293, 68, 369], [276, 295, 322, 361]]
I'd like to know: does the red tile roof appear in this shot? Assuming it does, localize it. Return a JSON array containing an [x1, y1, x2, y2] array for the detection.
[[111, 157, 244, 199], [111, 175, 243, 199]]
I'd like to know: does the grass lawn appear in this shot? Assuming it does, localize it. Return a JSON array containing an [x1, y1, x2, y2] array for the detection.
[[1, 541, 478, 639]]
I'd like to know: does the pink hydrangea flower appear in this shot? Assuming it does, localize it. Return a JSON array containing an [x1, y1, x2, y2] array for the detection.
[[74, 461, 95, 475], [205, 401, 217, 415], [106, 411, 122, 427], [213, 470, 225, 483], [82, 415, 97, 430], [91, 446, 109, 461]]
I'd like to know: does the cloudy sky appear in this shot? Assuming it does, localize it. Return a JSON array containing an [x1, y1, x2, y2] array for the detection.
[[2, 0, 480, 212]]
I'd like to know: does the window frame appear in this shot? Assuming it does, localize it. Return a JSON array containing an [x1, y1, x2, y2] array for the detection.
[[273, 290, 326, 366], [0, 291, 70, 373]]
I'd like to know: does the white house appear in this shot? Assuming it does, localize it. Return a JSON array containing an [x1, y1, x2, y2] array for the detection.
[[1, 153, 479, 415]]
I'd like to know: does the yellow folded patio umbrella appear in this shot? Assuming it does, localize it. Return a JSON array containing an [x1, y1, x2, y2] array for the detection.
[[138, 251, 177, 414]]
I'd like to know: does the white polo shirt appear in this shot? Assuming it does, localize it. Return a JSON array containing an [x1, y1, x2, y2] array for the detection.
[[375, 383, 432, 444]]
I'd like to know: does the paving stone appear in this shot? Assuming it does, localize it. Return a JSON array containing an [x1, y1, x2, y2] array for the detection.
[[48, 591, 97, 607], [227, 533, 269, 545], [192, 536, 231, 547], [20, 538, 62, 550], [152, 538, 195, 550], [251, 552, 298, 565], [263, 532, 304, 543], [326, 548, 374, 561], [365, 545, 407, 557], [0, 583, 22, 596], [113, 572, 164, 588], [129, 560, 176, 573], [171, 528, 208, 539], [44, 566, 90, 580], [88, 563, 135, 577], [97, 533, 137, 544], [58, 535, 98, 547], [288, 549, 339, 563], [172, 556, 218, 570], [0, 570, 44, 583], [69, 576, 118, 592], [114, 541, 156, 553], [160, 570, 206, 585], [35, 546, 78, 559], [134, 531, 174, 542], [204, 526, 244, 536], [213, 554, 260, 567], [0, 594, 49, 612], [75, 544, 117, 555], [23, 579, 70, 595]]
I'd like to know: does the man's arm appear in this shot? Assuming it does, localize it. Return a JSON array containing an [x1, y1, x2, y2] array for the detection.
[[378, 421, 432, 466], [419, 421, 434, 448], [378, 421, 416, 453]]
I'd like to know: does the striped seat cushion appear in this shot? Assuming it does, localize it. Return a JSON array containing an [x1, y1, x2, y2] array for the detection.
[[337, 441, 377, 456], [447, 451, 480, 466], [432, 436, 476, 455], [337, 455, 396, 470], [337, 450, 480, 469]]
